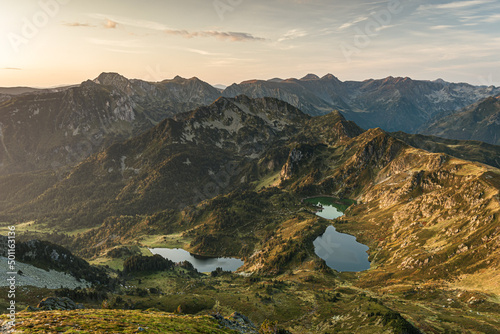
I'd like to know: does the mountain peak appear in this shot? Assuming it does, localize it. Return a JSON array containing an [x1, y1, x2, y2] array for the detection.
[[161, 76, 211, 86], [177, 95, 308, 123], [433, 78, 448, 84], [212, 95, 233, 105], [321, 74, 340, 81], [364, 127, 387, 138], [240, 79, 262, 85], [172, 75, 186, 81], [300, 74, 320, 81], [94, 72, 129, 86], [380, 76, 413, 85]]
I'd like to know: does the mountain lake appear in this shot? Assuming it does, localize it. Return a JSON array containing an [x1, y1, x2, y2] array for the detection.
[[305, 197, 370, 272], [149, 248, 244, 273]]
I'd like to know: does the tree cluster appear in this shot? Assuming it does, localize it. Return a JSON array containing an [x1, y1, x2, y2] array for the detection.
[[123, 254, 174, 273]]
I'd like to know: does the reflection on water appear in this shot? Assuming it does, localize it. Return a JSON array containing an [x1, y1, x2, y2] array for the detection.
[[307, 197, 370, 272], [314, 226, 370, 272], [149, 248, 243, 273]]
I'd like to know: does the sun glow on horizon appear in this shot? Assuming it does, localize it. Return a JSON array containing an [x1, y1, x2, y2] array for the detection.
[[1, 0, 500, 88]]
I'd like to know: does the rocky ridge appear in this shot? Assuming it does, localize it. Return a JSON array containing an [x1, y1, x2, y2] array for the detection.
[[421, 94, 500, 145], [2, 73, 500, 177], [0, 73, 221, 175], [223, 74, 500, 133]]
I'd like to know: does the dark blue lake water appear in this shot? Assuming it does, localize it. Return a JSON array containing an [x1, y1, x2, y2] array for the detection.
[[306, 197, 370, 272]]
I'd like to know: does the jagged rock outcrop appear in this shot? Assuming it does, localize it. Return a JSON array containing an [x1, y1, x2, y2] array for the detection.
[[280, 144, 316, 181], [213, 312, 258, 334], [34, 297, 84, 311]]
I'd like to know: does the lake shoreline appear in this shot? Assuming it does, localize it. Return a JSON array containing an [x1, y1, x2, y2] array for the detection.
[[149, 247, 244, 273], [307, 196, 370, 272]]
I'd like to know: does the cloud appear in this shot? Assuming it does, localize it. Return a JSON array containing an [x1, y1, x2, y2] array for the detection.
[[89, 13, 169, 31], [1, 67, 22, 70], [185, 48, 213, 55], [418, 0, 493, 10], [375, 24, 397, 33], [62, 22, 95, 27], [183, 48, 227, 56], [88, 13, 265, 42], [200, 31, 264, 42], [483, 13, 500, 23], [162, 29, 264, 41], [105, 19, 117, 29], [277, 29, 308, 42], [457, 12, 500, 24], [338, 16, 369, 30], [430, 25, 454, 30]]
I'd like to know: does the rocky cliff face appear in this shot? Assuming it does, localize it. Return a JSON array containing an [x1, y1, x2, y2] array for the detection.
[[0, 73, 221, 175], [280, 144, 316, 181]]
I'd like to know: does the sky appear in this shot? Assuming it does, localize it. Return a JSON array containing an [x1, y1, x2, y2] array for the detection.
[[1, 0, 499, 87]]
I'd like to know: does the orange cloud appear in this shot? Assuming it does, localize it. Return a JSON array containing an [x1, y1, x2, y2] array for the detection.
[[105, 19, 117, 29]]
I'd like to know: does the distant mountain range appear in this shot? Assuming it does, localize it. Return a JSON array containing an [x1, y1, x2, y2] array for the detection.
[[222, 74, 500, 134], [420, 94, 500, 145], [0, 87, 44, 95], [1, 72, 499, 176]]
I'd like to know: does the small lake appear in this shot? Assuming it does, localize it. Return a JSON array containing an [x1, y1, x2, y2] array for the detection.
[[305, 197, 370, 272], [149, 248, 244, 273]]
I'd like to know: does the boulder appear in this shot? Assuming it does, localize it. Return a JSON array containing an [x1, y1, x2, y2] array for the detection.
[[36, 297, 84, 311], [213, 311, 257, 333]]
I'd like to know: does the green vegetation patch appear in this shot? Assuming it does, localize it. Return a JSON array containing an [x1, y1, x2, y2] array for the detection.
[[1, 309, 238, 333]]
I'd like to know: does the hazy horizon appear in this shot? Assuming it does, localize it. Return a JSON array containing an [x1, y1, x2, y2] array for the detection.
[[2, 71, 495, 90], [1, 0, 500, 87]]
